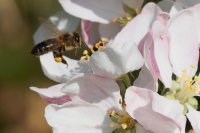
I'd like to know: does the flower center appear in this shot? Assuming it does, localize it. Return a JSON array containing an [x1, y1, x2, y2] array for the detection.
[[165, 65, 199, 110], [80, 40, 108, 61], [108, 109, 136, 132], [112, 3, 141, 26]]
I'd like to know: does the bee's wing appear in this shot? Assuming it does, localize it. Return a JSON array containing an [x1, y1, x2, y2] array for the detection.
[[39, 17, 64, 37]]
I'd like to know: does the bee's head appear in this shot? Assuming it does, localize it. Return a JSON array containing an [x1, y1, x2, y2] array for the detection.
[[73, 32, 81, 47]]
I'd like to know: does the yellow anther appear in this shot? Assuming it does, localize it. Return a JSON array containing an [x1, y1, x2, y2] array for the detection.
[[187, 77, 193, 82], [191, 64, 195, 69], [121, 123, 128, 129], [191, 86, 197, 91], [126, 16, 132, 20], [110, 110, 116, 116], [186, 82, 191, 87], [81, 40, 108, 62], [112, 18, 118, 22], [80, 56, 87, 60], [101, 40, 108, 44], [98, 46, 106, 50], [90, 48, 94, 53], [54, 57, 62, 62], [95, 43, 100, 48], [83, 50, 88, 55], [109, 122, 115, 128], [194, 76, 199, 81]]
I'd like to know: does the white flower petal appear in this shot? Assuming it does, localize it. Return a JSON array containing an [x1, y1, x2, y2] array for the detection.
[[59, 0, 125, 24], [81, 20, 101, 47], [30, 84, 71, 104], [39, 52, 92, 83], [62, 74, 121, 111], [168, 8, 199, 77], [125, 87, 186, 133], [143, 33, 160, 82], [45, 101, 112, 133], [90, 42, 143, 78], [81, 20, 121, 47], [170, 2, 184, 16], [186, 105, 200, 133], [112, 2, 162, 47], [98, 22, 122, 42], [152, 19, 172, 88]]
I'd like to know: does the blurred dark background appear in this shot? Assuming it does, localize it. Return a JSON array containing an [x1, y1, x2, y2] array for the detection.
[[0, 0, 62, 132]]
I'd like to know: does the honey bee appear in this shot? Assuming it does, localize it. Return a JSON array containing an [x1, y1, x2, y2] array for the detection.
[[31, 20, 83, 66]]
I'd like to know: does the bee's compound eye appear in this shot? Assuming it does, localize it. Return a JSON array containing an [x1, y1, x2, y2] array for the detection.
[[74, 33, 80, 43], [76, 37, 80, 42]]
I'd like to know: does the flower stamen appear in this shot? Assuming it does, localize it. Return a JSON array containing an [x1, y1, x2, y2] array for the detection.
[[108, 109, 136, 131], [112, 3, 141, 26], [80, 40, 108, 61], [166, 65, 200, 110]]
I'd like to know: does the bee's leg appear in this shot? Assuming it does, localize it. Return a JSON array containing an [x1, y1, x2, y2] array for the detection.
[[75, 47, 78, 56], [53, 51, 68, 67], [61, 56, 68, 67]]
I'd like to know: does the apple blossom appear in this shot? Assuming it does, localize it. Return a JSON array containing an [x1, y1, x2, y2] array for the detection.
[[32, 74, 153, 133], [134, 3, 200, 132]]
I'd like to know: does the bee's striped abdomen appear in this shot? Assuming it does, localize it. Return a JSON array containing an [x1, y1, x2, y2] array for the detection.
[[31, 39, 58, 56]]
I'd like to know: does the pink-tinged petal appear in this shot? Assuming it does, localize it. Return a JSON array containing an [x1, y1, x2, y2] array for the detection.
[[157, 12, 171, 26], [45, 101, 112, 133], [62, 74, 121, 111], [39, 52, 92, 83], [186, 105, 200, 133], [143, 33, 160, 81], [125, 87, 186, 133], [33, 11, 91, 83], [59, 0, 124, 24], [81, 20, 100, 47], [112, 3, 162, 47], [98, 22, 122, 42], [135, 123, 154, 133], [168, 8, 199, 77], [134, 66, 157, 92], [30, 84, 71, 104], [81, 20, 121, 47], [157, 0, 175, 12], [152, 19, 172, 88], [90, 42, 144, 79]]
